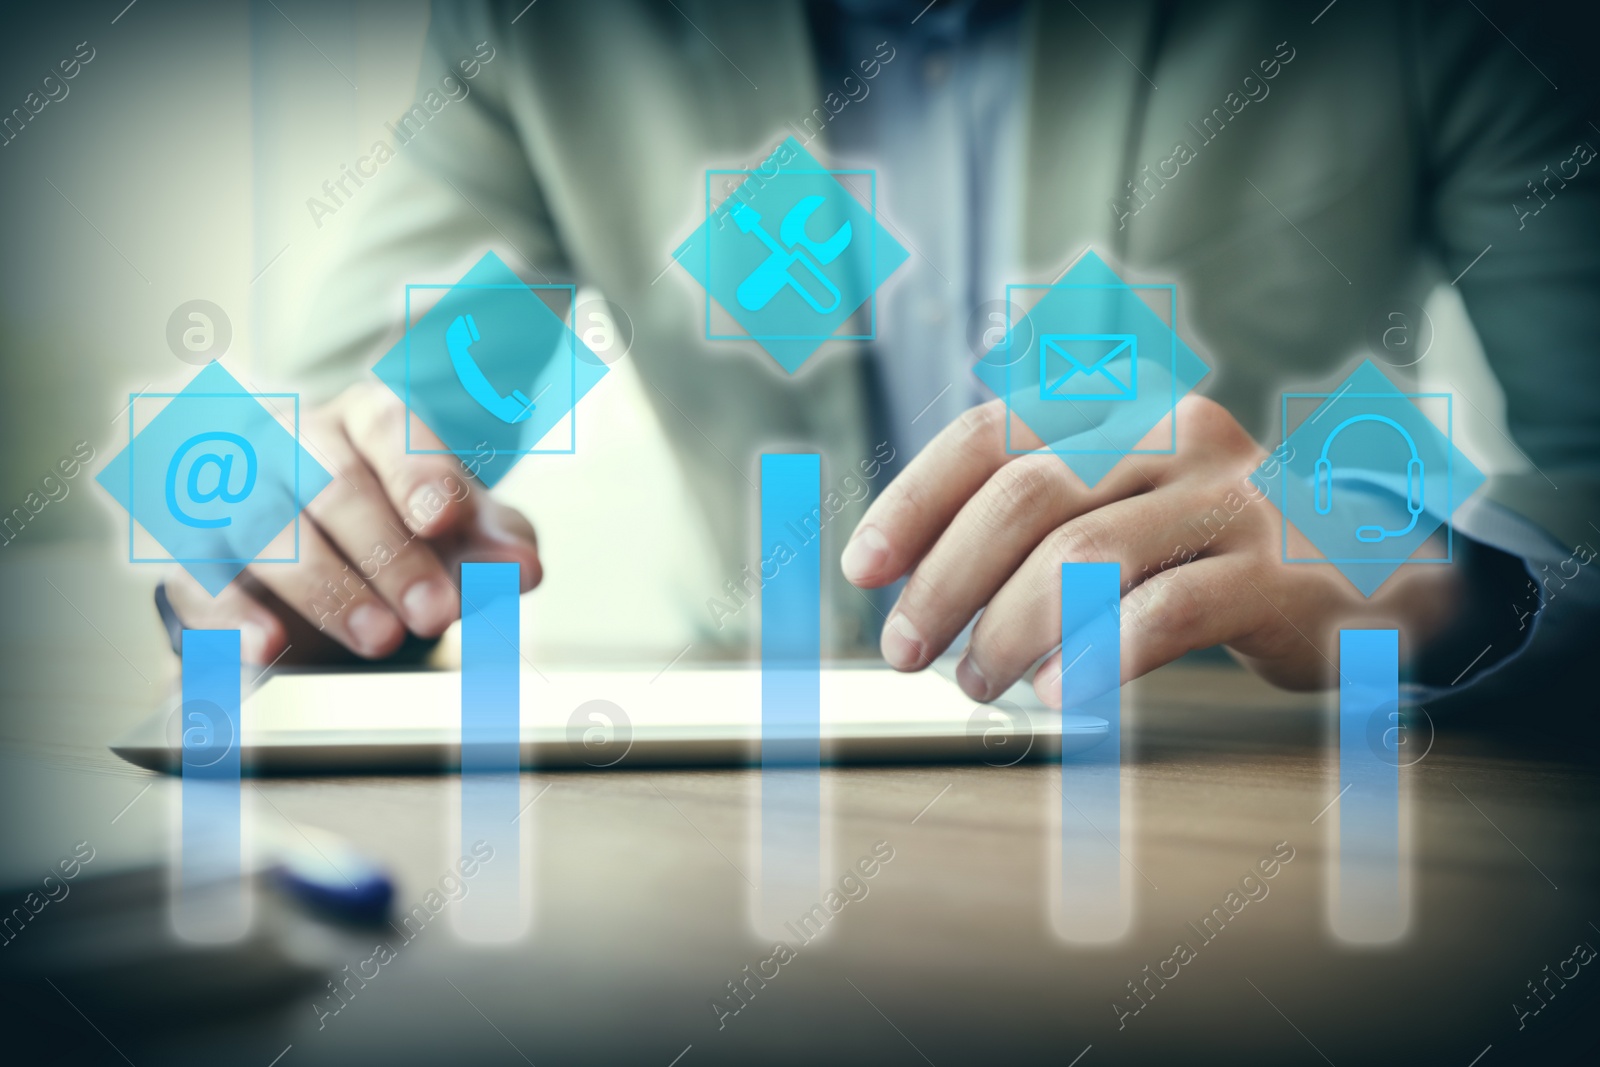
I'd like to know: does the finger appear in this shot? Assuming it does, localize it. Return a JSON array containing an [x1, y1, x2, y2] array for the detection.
[[840, 400, 1015, 588], [842, 398, 1168, 589], [1032, 555, 1267, 707], [954, 489, 1218, 698], [162, 569, 289, 666], [302, 425, 460, 637], [343, 383, 478, 538], [245, 520, 407, 659], [878, 448, 1155, 675], [434, 498, 543, 593]]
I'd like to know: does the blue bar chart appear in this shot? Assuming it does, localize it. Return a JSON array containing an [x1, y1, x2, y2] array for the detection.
[[458, 561, 523, 939], [1056, 562, 1127, 941], [177, 628, 245, 941], [758, 453, 822, 935], [1334, 628, 1404, 942]]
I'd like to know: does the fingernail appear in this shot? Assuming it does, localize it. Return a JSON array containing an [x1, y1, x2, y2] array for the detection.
[[956, 652, 988, 700], [406, 484, 445, 532], [479, 508, 521, 546], [402, 579, 456, 635], [841, 525, 889, 583], [1038, 667, 1063, 708], [239, 622, 269, 665], [348, 603, 400, 657], [881, 613, 925, 670]]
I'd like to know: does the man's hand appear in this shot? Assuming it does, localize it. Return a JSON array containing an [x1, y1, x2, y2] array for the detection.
[[163, 381, 541, 664], [840, 397, 1465, 706]]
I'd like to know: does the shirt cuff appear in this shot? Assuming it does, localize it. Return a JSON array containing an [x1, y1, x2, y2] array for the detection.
[[1400, 493, 1581, 702]]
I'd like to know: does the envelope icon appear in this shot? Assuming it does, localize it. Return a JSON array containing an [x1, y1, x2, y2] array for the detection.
[[1039, 334, 1138, 401]]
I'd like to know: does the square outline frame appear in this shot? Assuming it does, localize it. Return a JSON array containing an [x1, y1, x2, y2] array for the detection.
[[1278, 390, 1455, 566], [127, 390, 302, 565], [1038, 333, 1139, 401], [703, 166, 880, 342], [1002, 282, 1179, 457], [403, 281, 578, 458]]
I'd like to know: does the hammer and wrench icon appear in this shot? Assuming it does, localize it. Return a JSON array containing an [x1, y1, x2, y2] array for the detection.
[[729, 196, 854, 315]]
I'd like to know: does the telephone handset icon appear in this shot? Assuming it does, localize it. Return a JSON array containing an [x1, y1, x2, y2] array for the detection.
[[446, 313, 534, 424]]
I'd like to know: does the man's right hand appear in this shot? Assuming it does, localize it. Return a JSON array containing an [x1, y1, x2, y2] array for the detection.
[[162, 381, 542, 664]]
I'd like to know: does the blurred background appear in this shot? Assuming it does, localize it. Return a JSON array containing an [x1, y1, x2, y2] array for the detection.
[[2, 3, 1597, 1064]]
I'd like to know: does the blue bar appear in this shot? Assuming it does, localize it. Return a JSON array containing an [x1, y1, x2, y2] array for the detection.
[[761, 454, 821, 766], [1337, 629, 1402, 940], [179, 629, 243, 939], [460, 562, 521, 937], [461, 562, 521, 775], [1059, 562, 1125, 939], [760, 454, 821, 933]]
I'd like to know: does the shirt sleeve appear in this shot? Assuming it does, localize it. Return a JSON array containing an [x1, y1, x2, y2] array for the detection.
[[1402, 498, 1599, 703], [1407, 1, 1600, 708], [1416, 1, 1600, 546], [270, 0, 567, 402]]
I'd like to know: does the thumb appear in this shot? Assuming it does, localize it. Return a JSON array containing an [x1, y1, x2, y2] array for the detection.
[[439, 500, 542, 594]]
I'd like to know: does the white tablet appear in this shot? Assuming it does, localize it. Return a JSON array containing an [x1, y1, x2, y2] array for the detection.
[[111, 664, 1109, 773]]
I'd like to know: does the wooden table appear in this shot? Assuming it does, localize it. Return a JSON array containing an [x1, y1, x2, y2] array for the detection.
[[2, 548, 1596, 1065]]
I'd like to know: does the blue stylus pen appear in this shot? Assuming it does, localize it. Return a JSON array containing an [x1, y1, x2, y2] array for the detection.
[[256, 825, 394, 923]]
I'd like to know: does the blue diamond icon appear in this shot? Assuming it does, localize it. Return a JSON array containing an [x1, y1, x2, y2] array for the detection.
[[975, 251, 1210, 487], [95, 362, 332, 596], [371, 251, 610, 488], [1251, 360, 1486, 597], [673, 136, 909, 374]]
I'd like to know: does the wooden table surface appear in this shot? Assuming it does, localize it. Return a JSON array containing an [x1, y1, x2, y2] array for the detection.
[[2, 548, 1597, 1066]]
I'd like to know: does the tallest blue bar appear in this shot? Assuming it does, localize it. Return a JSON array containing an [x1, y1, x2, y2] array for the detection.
[[761, 453, 821, 767], [759, 454, 821, 933], [460, 562, 521, 775]]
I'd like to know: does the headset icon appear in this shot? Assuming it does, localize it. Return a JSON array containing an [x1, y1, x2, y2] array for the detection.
[[1313, 414, 1425, 543]]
